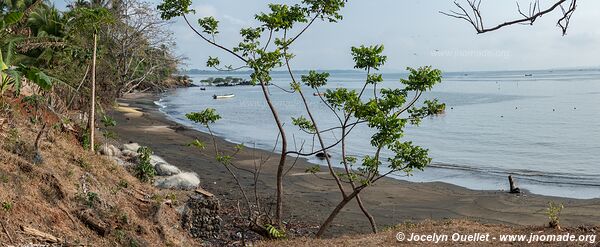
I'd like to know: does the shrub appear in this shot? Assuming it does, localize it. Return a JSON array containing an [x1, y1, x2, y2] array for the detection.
[[86, 192, 99, 207], [101, 115, 117, 127], [546, 202, 564, 229], [135, 146, 155, 182]]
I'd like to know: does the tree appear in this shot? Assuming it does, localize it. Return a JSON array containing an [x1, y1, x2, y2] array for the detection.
[[1, 10, 54, 97], [441, 0, 577, 35], [67, 7, 112, 150], [158, 0, 445, 237], [100, 0, 179, 95]]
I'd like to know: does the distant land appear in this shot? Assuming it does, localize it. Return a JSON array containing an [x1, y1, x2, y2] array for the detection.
[[182, 67, 600, 76]]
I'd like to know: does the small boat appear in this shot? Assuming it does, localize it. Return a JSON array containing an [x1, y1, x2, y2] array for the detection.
[[200, 87, 206, 91], [524, 74, 533, 77], [313, 92, 325, 96], [213, 94, 235, 99]]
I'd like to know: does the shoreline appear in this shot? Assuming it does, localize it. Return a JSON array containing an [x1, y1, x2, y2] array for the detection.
[[109, 92, 600, 237]]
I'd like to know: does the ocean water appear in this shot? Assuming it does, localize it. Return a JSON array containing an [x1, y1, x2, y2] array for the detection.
[[157, 69, 600, 199]]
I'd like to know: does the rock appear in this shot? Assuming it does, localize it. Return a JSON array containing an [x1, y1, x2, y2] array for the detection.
[[111, 157, 134, 167], [122, 143, 141, 152], [154, 172, 200, 190], [150, 155, 167, 167], [99, 144, 116, 156], [155, 162, 181, 176], [109, 145, 121, 157], [121, 150, 138, 158], [315, 152, 332, 159], [182, 195, 221, 239]]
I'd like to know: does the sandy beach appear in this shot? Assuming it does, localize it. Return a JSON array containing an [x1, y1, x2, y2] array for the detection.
[[109, 92, 600, 237]]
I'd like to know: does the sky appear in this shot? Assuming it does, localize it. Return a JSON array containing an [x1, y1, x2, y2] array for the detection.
[[55, 0, 600, 72]]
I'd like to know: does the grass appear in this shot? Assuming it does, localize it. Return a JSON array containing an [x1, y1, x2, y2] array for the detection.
[[0, 96, 200, 246], [2, 201, 12, 212]]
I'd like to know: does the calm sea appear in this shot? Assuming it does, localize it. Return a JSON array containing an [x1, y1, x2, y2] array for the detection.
[[157, 69, 600, 199]]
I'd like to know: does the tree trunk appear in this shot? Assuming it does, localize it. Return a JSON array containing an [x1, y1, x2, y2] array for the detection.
[[315, 189, 362, 238], [258, 81, 287, 226], [355, 194, 377, 233], [89, 33, 97, 151]]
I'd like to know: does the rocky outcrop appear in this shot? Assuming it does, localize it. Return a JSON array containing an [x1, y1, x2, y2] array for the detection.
[[154, 172, 200, 190]]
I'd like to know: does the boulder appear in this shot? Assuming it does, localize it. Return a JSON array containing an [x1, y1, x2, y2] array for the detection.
[[111, 156, 134, 167], [121, 150, 138, 158], [150, 155, 167, 167], [109, 145, 121, 157], [99, 144, 118, 156], [154, 172, 200, 190], [122, 143, 141, 152], [155, 162, 181, 176]]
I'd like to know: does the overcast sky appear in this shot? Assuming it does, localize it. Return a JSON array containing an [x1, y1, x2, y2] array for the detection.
[[57, 0, 600, 72]]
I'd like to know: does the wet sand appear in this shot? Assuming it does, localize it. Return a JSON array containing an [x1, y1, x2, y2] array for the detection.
[[109, 92, 600, 237]]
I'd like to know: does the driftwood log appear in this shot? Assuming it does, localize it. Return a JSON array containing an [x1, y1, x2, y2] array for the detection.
[[508, 175, 521, 194], [21, 226, 62, 243]]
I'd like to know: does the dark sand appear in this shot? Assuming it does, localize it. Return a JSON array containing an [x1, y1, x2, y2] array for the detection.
[[109, 92, 600, 237]]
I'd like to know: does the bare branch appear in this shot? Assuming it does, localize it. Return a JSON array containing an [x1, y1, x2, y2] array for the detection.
[[441, 0, 577, 35]]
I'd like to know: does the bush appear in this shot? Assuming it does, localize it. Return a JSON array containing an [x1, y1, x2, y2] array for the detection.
[[135, 146, 155, 182], [546, 202, 564, 229]]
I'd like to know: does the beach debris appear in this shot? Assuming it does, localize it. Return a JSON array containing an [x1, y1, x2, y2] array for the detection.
[[508, 175, 521, 194], [182, 195, 222, 239], [195, 188, 214, 197], [315, 152, 331, 159], [154, 172, 200, 190], [155, 162, 181, 176]]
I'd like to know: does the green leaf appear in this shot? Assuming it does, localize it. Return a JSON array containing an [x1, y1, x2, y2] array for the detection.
[[305, 165, 321, 174], [265, 224, 286, 239], [186, 108, 221, 126], [291, 116, 315, 132], [301, 70, 329, 89], [198, 17, 219, 35], [17, 66, 53, 91], [3, 12, 24, 26], [351, 45, 387, 70], [157, 0, 195, 20], [0, 49, 7, 71], [187, 139, 206, 150], [5, 69, 21, 95]]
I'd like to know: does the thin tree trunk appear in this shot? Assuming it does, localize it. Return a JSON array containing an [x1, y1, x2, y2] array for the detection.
[[258, 81, 287, 226], [89, 33, 97, 151], [315, 188, 363, 238], [341, 126, 377, 233]]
